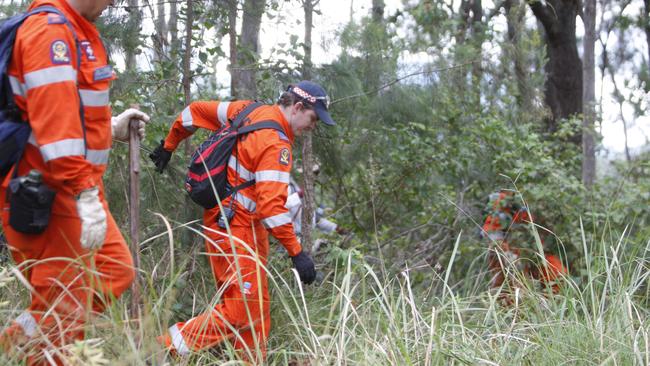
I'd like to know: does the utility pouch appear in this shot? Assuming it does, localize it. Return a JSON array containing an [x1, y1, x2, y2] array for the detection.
[[217, 206, 235, 229], [8, 170, 56, 234]]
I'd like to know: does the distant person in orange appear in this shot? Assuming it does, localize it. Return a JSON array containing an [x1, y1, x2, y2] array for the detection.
[[0, 0, 149, 363], [150, 81, 335, 361], [481, 190, 567, 294]]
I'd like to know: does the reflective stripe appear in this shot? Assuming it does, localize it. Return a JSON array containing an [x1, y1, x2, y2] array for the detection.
[[87, 148, 110, 165], [169, 324, 190, 356], [27, 133, 38, 146], [228, 156, 254, 181], [255, 170, 290, 184], [9, 76, 25, 98], [16, 311, 37, 338], [181, 106, 196, 132], [40, 138, 85, 162], [24, 66, 76, 91], [261, 212, 292, 229], [79, 89, 109, 107], [487, 232, 505, 241], [234, 192, 256, 212], [217, 101, 230, 124]]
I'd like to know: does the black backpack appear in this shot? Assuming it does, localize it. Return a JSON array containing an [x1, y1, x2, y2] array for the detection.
[[0, 6, 83, 179], [185, 102, 285, 209]]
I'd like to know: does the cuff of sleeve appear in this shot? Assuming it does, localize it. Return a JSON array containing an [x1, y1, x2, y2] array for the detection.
[[285, 242, 302, 257], [70, 178, 96, 196], [163, 139, 177, 152]]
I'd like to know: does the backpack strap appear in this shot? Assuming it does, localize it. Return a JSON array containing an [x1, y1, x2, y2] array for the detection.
[[227, 120, 287, 196], [236, 120, 285, 135], [229, 101, 264, 128]]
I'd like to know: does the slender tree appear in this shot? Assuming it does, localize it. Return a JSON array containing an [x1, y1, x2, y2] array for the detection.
[[228, 0, 239, 97], [237, 0, 265, 98], [301, 0, 316, 252], [582, 0, 596, 187]]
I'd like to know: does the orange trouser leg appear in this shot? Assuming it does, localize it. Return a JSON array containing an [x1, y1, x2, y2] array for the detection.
[[164, 223, 271, 362], [1, 206, 134, 366]]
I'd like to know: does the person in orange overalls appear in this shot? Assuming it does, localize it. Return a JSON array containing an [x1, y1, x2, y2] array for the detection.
[[482, 190, 567, 295], [0, 0, 149, 364], [149, 81, 335, 361]]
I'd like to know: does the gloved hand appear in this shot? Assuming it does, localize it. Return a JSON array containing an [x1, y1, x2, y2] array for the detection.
[[335, 226, 349, 236], [291, 251, 316, 284], [76, 187, 107, 250], [149, 140, 172, 173], [111, 108, 150, 141]]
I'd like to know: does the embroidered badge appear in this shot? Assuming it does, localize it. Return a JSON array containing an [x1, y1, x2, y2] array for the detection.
[[279, 148, 290, 166], [93, 65, 113, 81], [47, 15, 65, 24], [50, 40, 70, 64], [80, 41, 96, 61]]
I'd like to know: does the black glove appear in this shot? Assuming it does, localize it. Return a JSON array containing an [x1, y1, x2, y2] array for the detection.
[[291, 251, 316, 284], [149, 140, 172, 173]]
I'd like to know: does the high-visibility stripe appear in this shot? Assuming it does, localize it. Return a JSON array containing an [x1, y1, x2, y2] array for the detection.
[[79, 89, 109, 107], [228, 156, 254, 181], [27, 133, 37, 146], [40, 138, 85, 162], [255, 170, 290, 184], [487, 232, 505, 241], [168, 324, 191, 356], [234, 192, 256, 212], [181, 106, 196, 132], [261, 212, 292, 229], [24, 66, 76, 91], [87, 148, 110, 165], [16, 311, 37, 338], [9, 76, 25, 98], [217, 101, 230, 124]]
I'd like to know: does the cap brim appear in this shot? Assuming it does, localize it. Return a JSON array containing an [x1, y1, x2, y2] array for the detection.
[[315, 106, 336, 126]]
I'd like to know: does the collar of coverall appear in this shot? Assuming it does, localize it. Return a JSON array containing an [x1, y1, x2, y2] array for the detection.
[[272, 104, 295, 144], [30, 0, 101, 41]]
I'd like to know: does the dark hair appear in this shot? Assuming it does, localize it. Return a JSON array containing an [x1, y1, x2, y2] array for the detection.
[[277, 91, 313, 109]]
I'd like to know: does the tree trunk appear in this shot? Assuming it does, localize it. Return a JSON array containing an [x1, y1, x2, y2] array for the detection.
[[643, 0, 650, 65], [301, 0, 315, 252], [169, 0, 179, 55], [183, 0, 194, 155], [469, 0, 483, 86], [529, 0, 582, 142], [228, 0, 239, 97], [504, 0, 532, 110], [125, 0, 140, 72], [153, 0, 167, 61], [582, 0, 596, 187], [237, 0, 265, 99]]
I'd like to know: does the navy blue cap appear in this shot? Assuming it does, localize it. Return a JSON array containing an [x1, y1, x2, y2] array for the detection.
[[288, 80, 335, 126]]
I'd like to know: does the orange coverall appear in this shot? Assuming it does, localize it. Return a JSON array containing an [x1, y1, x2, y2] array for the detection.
[[157, 101, 302, 360], [0, 0, 134, 363]]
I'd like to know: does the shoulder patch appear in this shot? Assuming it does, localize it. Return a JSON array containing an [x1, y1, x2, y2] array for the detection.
[[50, 40, 70, 64], [276, 130, 289, 141], [279, 148, 291, 166], [93, 65, 113, 81], [80, 41, 97, 61], [47, 14, 65, 24]]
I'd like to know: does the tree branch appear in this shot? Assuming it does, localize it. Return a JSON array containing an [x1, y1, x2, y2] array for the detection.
[[330, 60, 477, 106], [529, 0, 557, 35]]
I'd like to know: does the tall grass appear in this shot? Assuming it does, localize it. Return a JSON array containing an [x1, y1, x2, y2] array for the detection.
[[0, 219, 648, 365]]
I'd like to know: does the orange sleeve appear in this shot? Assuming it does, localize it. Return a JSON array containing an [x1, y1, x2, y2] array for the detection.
[[163, 100, 253, 151], [13, 15, 94, 194], [253, 137, 302, 256]]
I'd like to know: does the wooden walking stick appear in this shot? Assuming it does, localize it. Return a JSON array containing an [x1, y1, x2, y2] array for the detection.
[[128, 111, 142, 318]]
